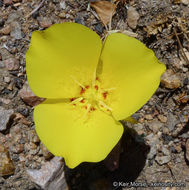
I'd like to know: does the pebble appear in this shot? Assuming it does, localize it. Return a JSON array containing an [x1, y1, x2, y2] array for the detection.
[[10, 21, 22, 40], [0, 98, 11, 105], [19, 82, 45, 106], [145, 114, 153, 120], [145, 134, 160, 159], [60, 1, 66, 9], [161, 146, 170, 156], [127, 7, 140, 29], [155, 155, 171, 165], [3, 0, 12, 5], [58, 12, 66, 18], [27, 157, 68, 190], [4, 58, 20, 71], [158, 114, 167, 123], [185, 139, 189, 162], [166, 113, 179, 132], [161, 69, 181, 89], [0, 61, 5, 68], [0, 25, 11, 35], [38, 17, 52, 28], [9, 144, 24, 154], [181, 0, 189, 5], [4, 76, 11, 83], [148, 120, 163, 133], [0, 144, 15, 176], [7, 12, 21, 23], [0, 107, 14, 131]]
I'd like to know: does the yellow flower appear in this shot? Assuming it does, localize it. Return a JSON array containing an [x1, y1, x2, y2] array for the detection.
[[26, 22, 165, 168]]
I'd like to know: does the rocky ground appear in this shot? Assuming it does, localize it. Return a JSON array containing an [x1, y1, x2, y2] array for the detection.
[[0, 0, 189, 189]]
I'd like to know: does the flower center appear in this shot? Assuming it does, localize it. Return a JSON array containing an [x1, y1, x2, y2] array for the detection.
[[69, 78, 114, 116]]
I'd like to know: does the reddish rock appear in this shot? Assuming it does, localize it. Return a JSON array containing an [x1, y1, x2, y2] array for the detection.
[[161, 69, 181, 89], [4, 58, 19, 71], [19, 82, 45, 106], [0, 144, 15, 176], [38, 17, 52, 28]]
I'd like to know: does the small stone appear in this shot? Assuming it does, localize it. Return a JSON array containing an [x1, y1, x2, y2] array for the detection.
[[9, 144, 24, 154], [155, 155, 171, 165], [0, 144, 15, 176], [148, 120, 163, 133], [10, 21, 22, 40], [0, 61, 5, 68], [0, 25, 11, 35], [3, 0, 12, 5], [145, 134, 159, 159], [145, 114, 153, 120], [7, 12, 21, 23], [158, 114, 167, 123], [38, 17, 52, 28], [127, 7, 140, 29], [4, 76, 11, 83], [28, 130, 40, 144], [147, 146, 157, 159], [0, 98, 11, 104], [4, 58, 19, 71], [40, 143, 54, 160], [60, 1, 66, 9], [27, 157, 68, 190], [161, 146, 170, 156], [0, 107, 14, 131], [166, 113, 179, 132], [185, 139, 189, 162], [161, 69, 181, 89], [19, 82, 45, 106], [181, 0, 189, 5], [58, 12, 66, 18]]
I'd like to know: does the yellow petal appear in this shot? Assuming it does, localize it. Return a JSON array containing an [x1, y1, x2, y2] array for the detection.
[[34, 100, 123, 168], [26, 23, 102, 98], [98, 33, 166, 120]]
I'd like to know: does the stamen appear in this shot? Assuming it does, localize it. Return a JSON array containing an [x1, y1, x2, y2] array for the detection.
[[69, 97, 84, 105], [82, 104, 91, 120], [70, 75, 85, 89], [92, 70, 96, 87], [98, 100, 112, 112], [102, 92, 108, 99], [103, 87, 116, 91]]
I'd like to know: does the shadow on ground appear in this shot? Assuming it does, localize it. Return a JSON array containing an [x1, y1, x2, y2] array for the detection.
[[65, 124, 150, 190]]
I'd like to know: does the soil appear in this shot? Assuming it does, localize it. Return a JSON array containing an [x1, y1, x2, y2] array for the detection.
[[0, 0, 189, 190]]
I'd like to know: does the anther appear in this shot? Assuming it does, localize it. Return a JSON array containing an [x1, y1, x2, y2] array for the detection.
[[80, 99, 85, 103], [95, 85, 98, 90], [80, 88, 85, 95], [102, 92, 108, 99]]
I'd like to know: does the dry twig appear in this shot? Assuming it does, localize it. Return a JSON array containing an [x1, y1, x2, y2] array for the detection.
[[174, 28, 189, 65], [26, 0, 46, 19]]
